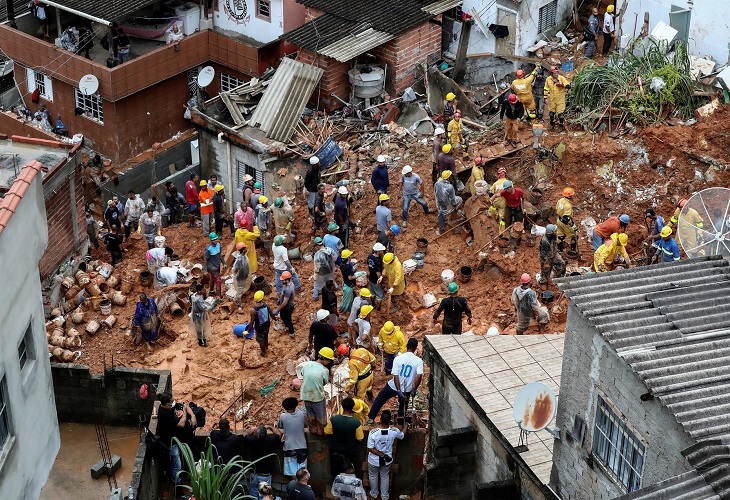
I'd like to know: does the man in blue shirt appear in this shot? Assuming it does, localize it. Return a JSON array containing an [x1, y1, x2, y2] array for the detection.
[[655, 226, 680, 263], [400, 165, 430, 228], [644, 208, 666, 264], [371, 155, 390, 194], [375, 194, 392, 232]]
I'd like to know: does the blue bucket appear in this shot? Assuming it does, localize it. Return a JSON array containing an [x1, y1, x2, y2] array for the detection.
[[233, 323, 251, 338]]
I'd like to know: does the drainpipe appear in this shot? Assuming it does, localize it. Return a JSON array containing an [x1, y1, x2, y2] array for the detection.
[[226, 140, 234, 213]]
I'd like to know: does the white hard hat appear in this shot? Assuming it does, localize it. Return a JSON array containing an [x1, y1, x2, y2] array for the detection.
[[309, 156, 320, 165], [434, 127, 445, 135], [338, 186, 348, 195], [402, 165, 413, 175], [377, 155, 386, 163], [316, 309, 329, 321], [373, 242, 386, 252]]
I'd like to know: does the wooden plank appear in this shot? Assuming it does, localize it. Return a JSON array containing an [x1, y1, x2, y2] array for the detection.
[[468, 51, 550, 69]]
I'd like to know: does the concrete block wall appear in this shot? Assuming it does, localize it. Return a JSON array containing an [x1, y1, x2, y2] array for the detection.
[[426, 426, 478, 499], [298, 49, 352, 111], [550, 305, 694, 499]]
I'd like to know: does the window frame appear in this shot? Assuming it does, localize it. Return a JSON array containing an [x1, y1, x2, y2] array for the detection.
[[0, 375, 14, 473], [236, 159, 264, 193], [25, 68, 53, 101], [220, 72, 245, 93], [17, 323, 34, 372], [538, 0, 558, 34], [592, 396, 645, 493], [256, 0, 271, 21], [74, 88, 104, 124]]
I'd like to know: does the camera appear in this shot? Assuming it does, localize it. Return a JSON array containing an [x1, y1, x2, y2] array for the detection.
[[173, 401, 185, 411]]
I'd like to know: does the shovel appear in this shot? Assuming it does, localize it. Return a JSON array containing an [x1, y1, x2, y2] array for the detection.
[[237, 341, 246, 368]]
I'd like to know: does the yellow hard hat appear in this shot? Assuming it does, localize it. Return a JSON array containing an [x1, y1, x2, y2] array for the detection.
[[660, 226, 672, 238], [383, 252, 394, 264], [359, 288, 372, 298], [214, 184, 224, 192], [382, 321, 394, 333], [442, 170, 452, 180], [318, 347, 335, 361], [379, 193, 390, 202], [618, 233, 628, 246], [442, 144, 452, 154], [359, 305, 374, 318], [199, 180, 207, 187], [259, 195, 268, 204], [607, 5, 614, 13], [446, 92, 456, 101], [341, 249, 353, 259], [254, 290, 265, 302]]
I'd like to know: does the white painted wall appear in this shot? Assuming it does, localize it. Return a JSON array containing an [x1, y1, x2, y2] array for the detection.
[[214, 0, 284, 44], [0, 170, 59, 499], [619, 0, 730, 64]]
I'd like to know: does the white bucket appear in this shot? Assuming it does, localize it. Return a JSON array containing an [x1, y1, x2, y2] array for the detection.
[[441, 269, 454, 286], [531, 224, 546, 237], [154, 236, 166, 248], [97, 263, 113, 278], [474, 180, 488, 196], [423, 293, 437, 308], [402, 259, 417, 275]]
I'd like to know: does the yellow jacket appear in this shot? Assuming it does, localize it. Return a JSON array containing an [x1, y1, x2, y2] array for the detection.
[[544, 75, 570, 103], [346, 348, 376, 391], [235, 226, 261, 273], [383, 257, 405, 296], [594, 233, 629, 272], [447, 118, 463, 145], [490, 178, 507, 195], [379, 325, 406, 355], [337, 398, 370, 425], [555, 197, 573, 218], [468, 165, 485, 196], [511, 69, 538, 98]]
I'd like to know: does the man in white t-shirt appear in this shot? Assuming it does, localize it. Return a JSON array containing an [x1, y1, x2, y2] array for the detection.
[[366, 409, 405, 500], [156, 266, 179, 287], [366, 338, 423, 425], [272, 235, 301, 295], [602, 4, 615, 56]]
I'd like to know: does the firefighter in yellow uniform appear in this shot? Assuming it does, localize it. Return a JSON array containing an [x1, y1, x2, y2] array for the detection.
[[511, 66, 540, 120], [667, 198, 705, 257], [544, 66, 570, 130], [489, 166, 508, 233], [447, 110, 465, 156], [594, 233, 630, 272], [555, 187, 578, 254], [344, 347, 377, 400], [467, 157, 486, 196]]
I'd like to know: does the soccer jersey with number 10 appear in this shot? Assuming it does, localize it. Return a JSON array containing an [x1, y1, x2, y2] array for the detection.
[[387, 352, 424, 392]]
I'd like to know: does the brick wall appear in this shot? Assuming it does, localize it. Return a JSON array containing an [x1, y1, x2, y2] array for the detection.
[[0, 112, 59, 140], [298, 48, 351, 111]]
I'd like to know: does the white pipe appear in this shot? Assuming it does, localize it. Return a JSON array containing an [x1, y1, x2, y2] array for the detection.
[[226, 141, 234, 213], [41, 1, 111, 26]]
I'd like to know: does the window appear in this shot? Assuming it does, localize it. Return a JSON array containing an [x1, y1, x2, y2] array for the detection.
[[25, 68, 53, 101], [592, 397, 645, 492], [74, 89, 104, 124], [0, 377, 10, 449], [18, 324, 33, 371], [220, 73, 245, 93], [236, 160, 264, 192], [256, 0, 271, 20], [538, 0, 558, 33]]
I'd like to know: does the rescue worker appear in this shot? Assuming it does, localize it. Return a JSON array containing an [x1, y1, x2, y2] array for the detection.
[[273, 197, 295, 244], [432, 127, 446, 185], [544, 66, 570, 130], [400, 165, 429, 228], [467, 157, 485, 197], [500, 94, 525, 148], [371, 155, 390, 195], [539, 224, 566, 284], [585, 7, 600, 58], [234, 225, 261, 273], [378, 321, 406, 375], [555, 187, 578, 254], [643, 208, 666, 265], [312, 237, 338, 300], [532, 67, 547, 120], [432, 282, 472, 335], [667, 198, 704, 257], [489, 180, 530, 245], [256, 195, 272, 259], [304, 156, 320, 214], [511, 273, 549, 335], [367, 243, 386, 310], [510, 67, 540, 121], [241, 174, 255, 209], [232, 242, 252, 307], [334, 186, 353, 248], [339, 249, 356, 313], [377, 224, 400, 255], [349, 288, 372, 329], [324, 222, 344, 256], [198, 179, 215, 235], [447, 110, 464, 154], [312, 183, 328, 236], [437, 144, 456, 180], [345, 347, 377, 401], [382, 252, 405, 313], [594, 233, 630, 272], [213, 184, 235, 237], [352, 305, 373, 351], [655, 226, 681, 263], [435, 170, 462, 236], [443, 92, 457, 122], [489, 167, 508, 232], [375, 194, 392, 233], [594, 214, 629, 250]]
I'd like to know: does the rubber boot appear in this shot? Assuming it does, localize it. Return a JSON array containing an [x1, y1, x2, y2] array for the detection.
[[557, 239, 565, 252]]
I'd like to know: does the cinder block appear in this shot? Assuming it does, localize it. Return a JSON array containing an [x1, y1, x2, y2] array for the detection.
[[90, 455, 122, 479]]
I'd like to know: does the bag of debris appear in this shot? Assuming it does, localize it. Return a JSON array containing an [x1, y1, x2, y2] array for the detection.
[[650, 77, 666, 92]]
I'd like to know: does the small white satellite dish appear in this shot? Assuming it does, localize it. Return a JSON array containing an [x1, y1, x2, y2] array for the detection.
[[677, 187, 730, 258], [513, 381, 557, 432], [197, 66, 215, 88], [79, 74, 99, 95]]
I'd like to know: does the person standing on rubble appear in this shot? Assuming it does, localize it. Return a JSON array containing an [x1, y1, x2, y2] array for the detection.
[[247, 291, 271, 357], [273, 235, 301, 295], [132, 292, 161, 347], [368, 243, 386, 310], [400, 165, 430, 228], [165, 181, 186, 225], [274, 271, 296, 337], [232, 242, 251, 308], [500, 94, 525, 148], [345, 345, 377, 400], [204, 232, 225, 297], [304, 157, 321, 215], [489, 180, 529, 244], [602, 5, 615, 56], [325, 396, 365, 478], [312, 237, 338, 300], [545, 66, 571, 130], [104, 224, 124, 266], [185, 173, 199, 228], [594, 233, 630, 272], [352, 305, 374, 351], [511, 67, 540, 121], [349, 288, 372, 328], [367, 410, 406, 500], [235, 201, 255, 232], [437, 144, 456, 181], [511, 274, 549, 334], [433, 282, 472, 335], [655, 226, 681, 263], [594, 214, 630, 250], [382, 252, 405, 313], [213, 184, 235, 238], [666, 198, 704, 256], [467, 157, 486, 197], [85, 209, 99, 251], [339, 249, 357, 314], [377, 224, 399, 255], [300, 347, 334, 436], [532, 68, 547, 120], [447, 110, 465, 153], [198, 179, 215, 235], [312, 183, 328, 236], [443, 92, 458, 122], [235, 224, 261, 273], [539, 224, 567, 284], [256, 195, 272, 260], [371, 156, 390, 195], [123, 190, 146, 240], [432, 127, 446, 185], [555, 187, 579, 254], [435, 171, 461, 236], [378, 321, 406, 375], [375, 194, 393, 233], [642, 208, 666, 264], [367, 338, 423, 425], [334, 186, 353, 248], [585, 7, 600, 58], [190, 284, 212, 347], [138, 205, 162, 249], [489, 167, 509, 232], [272, 197, 295, 243], [324, 222, 344, 257]]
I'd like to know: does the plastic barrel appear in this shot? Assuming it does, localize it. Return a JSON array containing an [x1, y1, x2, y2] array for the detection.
[[234, 323, 250, 338]]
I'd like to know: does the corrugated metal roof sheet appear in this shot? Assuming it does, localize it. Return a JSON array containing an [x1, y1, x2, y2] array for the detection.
[[284, 0, 461, 59], [35, 0, 158, 23], [249, 57, 323, 142], [556, 256, 730, 442], [0, 0, 29, 22]]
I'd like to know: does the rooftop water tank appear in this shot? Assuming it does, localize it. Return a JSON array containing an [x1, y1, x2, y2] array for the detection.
[[348, 65, 385, 99]]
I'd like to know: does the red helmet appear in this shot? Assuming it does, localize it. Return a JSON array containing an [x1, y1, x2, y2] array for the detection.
[[498, 166, 507, 175], [550, 66, 558, 73], [678, 198, 688, 208], [454, 109, 462, 116], [474, 157, 483, 165], [508, 94, 518, 104], [516, 69, 524, 78], [520, 273, 531, 284], [337, 344, 350, 356], [281, 271, 292, 280]]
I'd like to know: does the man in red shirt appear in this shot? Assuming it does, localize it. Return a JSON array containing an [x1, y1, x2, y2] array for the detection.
[[185, 173, 199, 227], [489, 180, 531, 245], [593, 214, 629, 250]]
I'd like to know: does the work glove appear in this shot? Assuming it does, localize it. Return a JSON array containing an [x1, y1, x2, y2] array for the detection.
[[397, 390, 404, 399], [286, 222, 292, 231], [388, 287, 394, 294], [571, 224, 578, 232]]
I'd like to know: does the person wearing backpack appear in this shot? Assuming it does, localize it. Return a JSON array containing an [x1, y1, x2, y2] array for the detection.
[[247, 290, 271, 357], [511, 273, 549, 334], [584, 7, 600, 58], [312, 237, 337, 299]]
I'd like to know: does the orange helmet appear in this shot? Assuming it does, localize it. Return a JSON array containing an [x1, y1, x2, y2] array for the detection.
[[562, 187, 575, 197], [498, 166, 507, 175], [520, 273, 531, 284], [516, 69, 524, 78], [678, 198, 688, 208], [281, 271, 292, 280], [337, 344, 350, 356], [474, 157, 483, 165], [236, 242, 246, 251]]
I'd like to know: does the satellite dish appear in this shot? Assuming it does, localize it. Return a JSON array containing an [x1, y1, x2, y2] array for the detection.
[[677, 187, 730, 258], [197, 66, 215, 88], [513, 382, 557, 432], [78, 74, 99, 95]]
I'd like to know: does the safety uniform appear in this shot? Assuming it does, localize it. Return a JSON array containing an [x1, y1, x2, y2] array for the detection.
[[656, 236, 681, 263], [379, 325, 406, 375], [383, 256, 405, 311], [539, 234, 566, 283], [511, 68, 539, 116], [545, 74, 570, 116], [593, 234, 629, 272], [555, 196, 578, 251], [234, 226, 261, 273], [467, 163, 485, 196], [489, 178, 508, 230], [669, 207, 704, 256], [447, 117, 464, 147], [345, 348, 376, 399]]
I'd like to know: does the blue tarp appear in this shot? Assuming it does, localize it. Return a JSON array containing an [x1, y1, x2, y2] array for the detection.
[[314, 136, 342, 169]]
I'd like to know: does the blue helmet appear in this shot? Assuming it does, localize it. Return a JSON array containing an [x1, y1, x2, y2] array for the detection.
[[503, 180, 513, 189], [619, 214, 630, 224], [390, 224, 401, 236]]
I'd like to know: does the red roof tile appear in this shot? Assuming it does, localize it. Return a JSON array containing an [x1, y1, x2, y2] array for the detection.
[[0, 161, 43, 236]]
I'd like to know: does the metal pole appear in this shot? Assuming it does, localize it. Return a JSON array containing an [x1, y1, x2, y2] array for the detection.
[[41, 0, 112, 26]]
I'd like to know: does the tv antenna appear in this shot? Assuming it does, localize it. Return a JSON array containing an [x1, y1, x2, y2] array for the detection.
[[513, 382, 559, 453]]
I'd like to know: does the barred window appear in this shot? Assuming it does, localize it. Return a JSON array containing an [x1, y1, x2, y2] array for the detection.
[[74, 89, 104, 124], [220, 73, 245, 93], [257, 0, 271, 20], [26, 68, 53, 101], [236, 160, 264, 192], [538, 0, 558, 33]]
